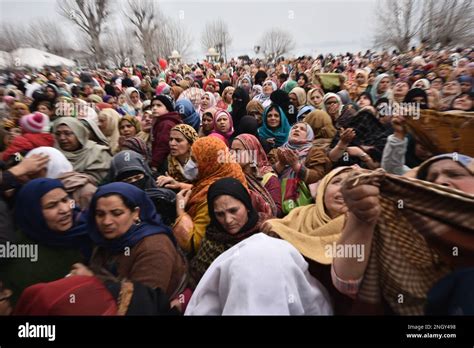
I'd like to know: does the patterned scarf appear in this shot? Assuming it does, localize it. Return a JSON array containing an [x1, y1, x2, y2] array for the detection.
[[344, 169, 474, 315]]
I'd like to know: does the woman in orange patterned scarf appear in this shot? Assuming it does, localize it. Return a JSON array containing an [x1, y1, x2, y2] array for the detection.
[[172, 136, 247, 256]]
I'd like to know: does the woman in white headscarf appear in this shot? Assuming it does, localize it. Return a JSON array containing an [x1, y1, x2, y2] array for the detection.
[[185, 233, 333, 315], [122, 87, 143, 116], [253, 80, 277, 108]]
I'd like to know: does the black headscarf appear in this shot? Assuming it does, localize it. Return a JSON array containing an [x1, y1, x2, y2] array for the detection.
[[404, 88, 428, 109], [230, 87, 249, 130], [270, 89, 294, 124], [207, 177, 258, 234]]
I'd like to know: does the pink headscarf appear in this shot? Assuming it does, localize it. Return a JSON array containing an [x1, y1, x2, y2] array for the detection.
[[211, 109, 234, 145]]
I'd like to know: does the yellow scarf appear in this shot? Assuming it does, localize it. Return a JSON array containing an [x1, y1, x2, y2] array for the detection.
[[263, 167, 352, 264]]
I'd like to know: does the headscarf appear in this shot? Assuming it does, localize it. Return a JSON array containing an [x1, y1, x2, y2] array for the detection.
[[14, 178, 90, 249], [188, 178, 262, 288], [121, 136, 151, 162], [109, 150, 156, 189], [187, 137, 247, 217], [370, 73, 392, 104], [234, 134, 278, 216], [230, 87, 249, 130], [166, 125, 199, 183], [322, 93, 343, 120], [200, 92, 217, 115], [234, 133, 273, 177], [258, 104, 291, 148], [123, 87, 143, 115], [185, 233, 333, 315], [412, 78, 431, 90], [307, 88, 324, 109], [289, 87, 307, 108], [280, 122, 315, 178], [207, 178, 258, 235], [119, 115, 141, 134], [178, 87, 205, 113], [53, 117, 112, 184], [306, 108, 336, 135], [98, 108, 121, 154], [246, 100, 264, 117], [87, 183, 173, 253], [236, 115, 259, 137], [263, 167, 353, 264], [80, 118, 109, 147], [354, 69, 369, 94], [282, 80, 298, 94], [25, 146, 73, 178], [253, 80, 277, 108], [211, 109, 234, 143], [175, 98, 200, 131]]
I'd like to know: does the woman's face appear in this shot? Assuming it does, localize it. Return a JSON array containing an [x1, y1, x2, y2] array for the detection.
[[241, 79, 251, 90], [297, 75, 306, 87], [200, 94, 211, 109], [393, 82, 409, 96], [151, 100, 168, 117], [426, 159, 474, 194], [262, 81, 274, 95], [443, 81, 461, 96], [324, 97, 340, 117], [323, 171, 349, 219], [46, 87, 56, 99], [130, 91, 140, 104], [357, 95, 371, 107], [119, 120, 137, 138], [378, 77, 391, 93], [266, 108, 281, 129], [431, 79, 443, 91], [202, 114, 214, 132], [231, 138, 249, 168], [310, 91, 323, 106], [413, 81, 427, 90], [356, 73, 366, 85], [118, 94, 126, 105], [169, 130, 191, 157], [224, 88, 234, 104], [140, 111, 152, 132], [216, 114, 231, 133], [41, 188, 74, 232], [289, 93, 298, 107], [98, 115, 107, 133], [289, 123, 308, 142], [55, 124, 81, 151], [38, 104, 53, 117], [95, 195, 139, 240], [452, 94, 472, 111], [213, 194, 249, 234], [368, 73, 375, 85]]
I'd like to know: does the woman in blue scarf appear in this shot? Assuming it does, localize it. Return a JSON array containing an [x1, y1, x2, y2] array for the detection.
[[83, 183, 187, 298], [258, 104, 291, 151], [0, 178, 90, 305], [175, 98, 201, 132]]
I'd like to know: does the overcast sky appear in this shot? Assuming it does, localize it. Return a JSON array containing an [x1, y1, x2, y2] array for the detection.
[[0, 0, 377, 60]]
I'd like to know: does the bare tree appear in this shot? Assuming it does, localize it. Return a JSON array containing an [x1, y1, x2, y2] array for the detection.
[[156, 19, 193, 61], [0, 23, 28, 52], [259, 28, 295, 61], [103, 24, 141, 68], [124, 0, 163, 65], [373, 0, 421, 52], [24, 19, 73, 57], [419, 0, 474, 48], [58, 0, 111, 67], [201, 19, 232, 62]]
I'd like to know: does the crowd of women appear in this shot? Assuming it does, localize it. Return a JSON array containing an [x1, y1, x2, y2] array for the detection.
[[0, 45, 473, 316]]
